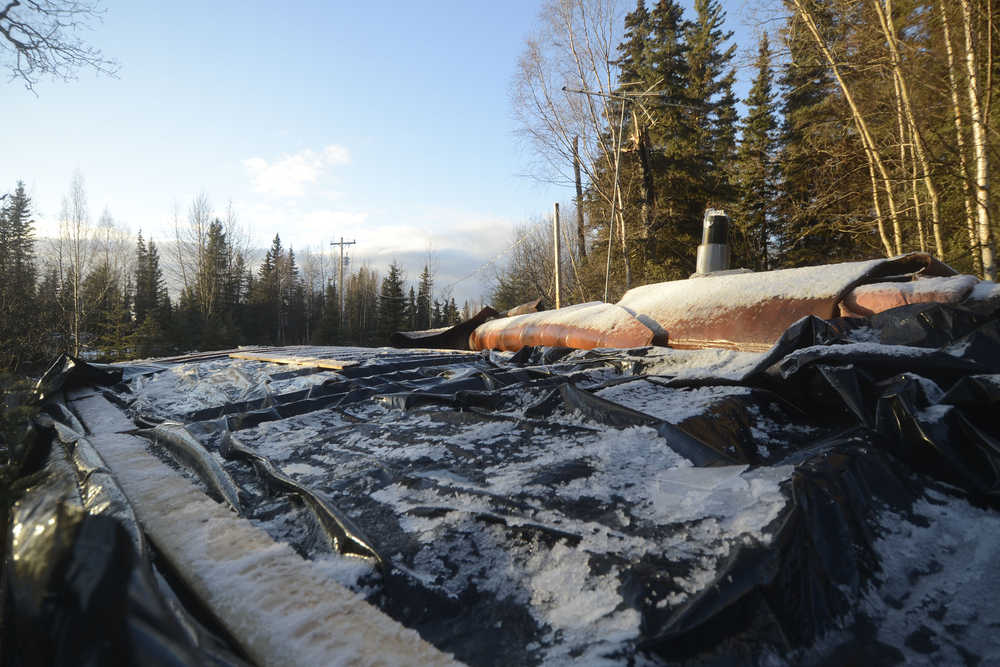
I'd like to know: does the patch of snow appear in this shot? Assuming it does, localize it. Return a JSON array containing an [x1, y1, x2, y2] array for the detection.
[[618, 257, 889, 321], [967, 279, 999, 303], [282, 462, 325, 478], [863, 492, 1000, 664], [595, 381, 751, 423], [780, 342, 942, 367], [640, 347, 765, 381], [652, 465, 792, 532]]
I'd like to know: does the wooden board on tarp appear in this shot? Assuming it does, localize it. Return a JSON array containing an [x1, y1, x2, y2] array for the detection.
[[71, 393, 461, 667], [228, 351, 359, 370]]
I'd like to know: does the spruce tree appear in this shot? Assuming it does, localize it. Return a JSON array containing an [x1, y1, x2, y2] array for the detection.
[[406, 287, 417, 330], [445, 297, 460, 326], [775, 4, 857, 266], [431, 299, 442, 328], [684, 0, 738, 207], [619, 1, 654, 87], [733, 33, 779, 271], [377, 262, 406, 343], [314, 280, 339, 344], [283, 248, 305, 344], [0, 182, 37, 368], [642, 0, 699, 279], [416, 265, 433, 329], [134, 232, 151, 323], [147, 240, 170, 326], [251, 234, 283, 343]]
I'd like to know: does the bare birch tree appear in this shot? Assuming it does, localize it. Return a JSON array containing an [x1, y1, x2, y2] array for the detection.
[[959, 0, 996, 280], [872, 0, 944, 257], [56, 170, 93, 355], [0, 0, 117, 90], [512, 0, 631, 287], [791, 0, 900, 258], [937, 0, 982, 276]]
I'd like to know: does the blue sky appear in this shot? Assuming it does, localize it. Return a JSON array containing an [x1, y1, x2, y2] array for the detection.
[[2, 0, 766, 303]]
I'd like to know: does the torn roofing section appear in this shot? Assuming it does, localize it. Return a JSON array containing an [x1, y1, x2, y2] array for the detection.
[[616, 252, 960, 352], [404, 253, 987, 353], [469, 302, 656, 351]]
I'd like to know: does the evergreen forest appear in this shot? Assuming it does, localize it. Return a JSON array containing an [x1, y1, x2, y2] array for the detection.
[[500, 0, 999, 308]]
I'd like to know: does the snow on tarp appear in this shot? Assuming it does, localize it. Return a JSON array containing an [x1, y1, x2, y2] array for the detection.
[[11, 299, 1000, 665], [616, 252, 957, 352], [468, 301, 655, 351]]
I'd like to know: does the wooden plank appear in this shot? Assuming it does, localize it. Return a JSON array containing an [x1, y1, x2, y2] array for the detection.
[[228, 351, 358, 370], [72, 394, 460, 667]]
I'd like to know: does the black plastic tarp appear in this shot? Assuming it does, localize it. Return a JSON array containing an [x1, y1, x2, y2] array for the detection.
[[7, 301, 1000, 665]]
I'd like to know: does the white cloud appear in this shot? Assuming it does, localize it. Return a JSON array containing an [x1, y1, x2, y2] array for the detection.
[[322, 145, 350, 165], [242, 144, 351, 198]]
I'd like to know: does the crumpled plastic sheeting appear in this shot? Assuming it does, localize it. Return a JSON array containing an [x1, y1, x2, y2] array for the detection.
[[3, 422, 250, 667], [391, 306, 501, 350], [18, 299, 1000, 665]]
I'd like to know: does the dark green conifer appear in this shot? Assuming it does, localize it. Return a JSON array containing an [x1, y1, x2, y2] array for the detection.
[[733, 33, 779, 271]]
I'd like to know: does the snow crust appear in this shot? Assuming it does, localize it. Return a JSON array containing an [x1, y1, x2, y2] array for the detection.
[[129, 358, 342, 419], [967, 279, 1000, 303], [596, 380, 751, 422], [636, 347, 765, 381], [848, 274, 978, 303], [864, 491, 1000, 663], [801, 489, 1000, 665], [617, 257, 888, 322]]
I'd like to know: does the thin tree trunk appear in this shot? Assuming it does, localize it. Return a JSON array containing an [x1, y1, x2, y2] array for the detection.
[[573, 135, 587, 258], [892, 72, 925, 252], [616, 181, 631, 289], [910, 135, 926, 253], [792, 0, 900, 257], [938, 0, 982, 275], [866, 157, 893, 258], [961, 0, 997, 279], [874, 0, 944, 257]]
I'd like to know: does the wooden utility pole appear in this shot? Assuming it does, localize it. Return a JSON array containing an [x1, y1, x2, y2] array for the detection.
[[631, 108, 655, 238], [573, 136, 587, 258], [330, 237, 356, 321], [553, 203, 562, 309]]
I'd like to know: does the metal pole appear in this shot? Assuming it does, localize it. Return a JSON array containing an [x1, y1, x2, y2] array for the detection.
[[553, 203, 562, 309]]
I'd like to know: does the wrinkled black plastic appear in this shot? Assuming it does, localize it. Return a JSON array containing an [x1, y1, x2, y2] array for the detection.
[[219, 431, 382, 564], [33, 352, 123, 404], [3, 427, 246, 667], [137, 422, 244, 513], [390, 306, 500, 349], [640, 436, 921, 662], [526, 382, 738, 466], [9, 298, 1000, 666]]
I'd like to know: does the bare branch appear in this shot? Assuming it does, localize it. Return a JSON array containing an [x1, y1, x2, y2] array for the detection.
[[0, 0, 118, 91]]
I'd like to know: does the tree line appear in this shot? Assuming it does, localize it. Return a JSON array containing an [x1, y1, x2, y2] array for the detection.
[[0, 178, 468, 371], [501, 0, 1000, 306]]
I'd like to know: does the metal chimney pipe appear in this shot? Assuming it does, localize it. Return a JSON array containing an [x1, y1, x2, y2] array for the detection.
[[695, 208, 730, 274]]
